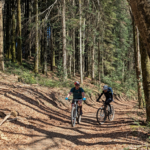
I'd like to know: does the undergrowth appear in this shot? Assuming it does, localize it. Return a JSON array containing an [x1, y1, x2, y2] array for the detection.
[[4, 60, 138, 99]]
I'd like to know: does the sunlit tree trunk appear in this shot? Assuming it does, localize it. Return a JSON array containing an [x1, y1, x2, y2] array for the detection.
[[79, 0, 83, 84], [98, 40, 101, 82], [0, 1, 4, 71], [42, 23, 47, 75], [134, 26, 143, 108], [62, 0, 67, 80], [72, 0, 75, 77], [17, 0, 22, 64], [29, 0, 32, 57], [92, 36, 95, 81], [34, 0, 39, 73], [82, 18, 85, 79]]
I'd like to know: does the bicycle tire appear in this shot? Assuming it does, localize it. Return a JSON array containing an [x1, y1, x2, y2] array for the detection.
[[96, 107, 106, 125], [77, 107, 81, 124], [71, 106, 77, 127], [108, 105, 115, 121]]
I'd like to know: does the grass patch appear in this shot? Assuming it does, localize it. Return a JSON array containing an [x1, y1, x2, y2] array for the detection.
[[4, 61, 75, 88]]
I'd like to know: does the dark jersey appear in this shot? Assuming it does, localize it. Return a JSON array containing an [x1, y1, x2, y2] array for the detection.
[[99, 88, 113, 100], [70, 87, 84, 99]]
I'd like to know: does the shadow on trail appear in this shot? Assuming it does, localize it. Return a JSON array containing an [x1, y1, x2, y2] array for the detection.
[[2, 119, 146, 149], [0, 81, 147, 149]]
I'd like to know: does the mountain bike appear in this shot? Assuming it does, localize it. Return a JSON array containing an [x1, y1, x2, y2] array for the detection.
[[68, 99, 85, 127], [96, 100, 115, 125]]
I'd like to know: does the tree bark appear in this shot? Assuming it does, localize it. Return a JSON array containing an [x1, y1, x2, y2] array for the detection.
[[34, 0, 39, 73], [82, 18, 85, 79], [29, 0, 32, 57], [0, 2, 4, 71], [92, 37, 95, 81], [140, 36, 150, 122], [79, 0, 83, 84], [6, 1, 11, 59], [134, 25, 143, 108], [98, 40, 101, 82], [129, 0, 150, 58], [72, 0, 75, 77], [62, 0, 67, 80], [11, 0, 16, 63], [17, 0, 22, 64], [42, 23, 47, 75]]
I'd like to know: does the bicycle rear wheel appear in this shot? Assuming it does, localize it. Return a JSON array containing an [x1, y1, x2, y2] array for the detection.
[[96, 107, 106, 125], [108, 105, 115, 121], [71, 107, 77, 127]]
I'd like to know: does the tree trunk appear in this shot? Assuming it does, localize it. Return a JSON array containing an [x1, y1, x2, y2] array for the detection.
[[140, 36, 150, 122], [6, 1, 11, 59], [82, 18, 85, 79], [92, 37, 95, 81], [29, 0, 32, 57], [17, 0, 22, 64], [0, 2, 4, 71], [11, 0, 16, 63], [72, 0, 75, 77], [52, 31, 55, 70], [134, 25, 143, 108], [98, 40, 101, 82], [79, 0, 83, 84], [62, 0, 67, 80], [129, 0, 150, 58], [34, 0, 39, 73], [42, 23, 47, 75]]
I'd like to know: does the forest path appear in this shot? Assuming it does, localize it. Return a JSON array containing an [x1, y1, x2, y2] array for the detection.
[[19, 102, 144, 150], [0, 72, 147, 150], [17, 101, 146, 150]]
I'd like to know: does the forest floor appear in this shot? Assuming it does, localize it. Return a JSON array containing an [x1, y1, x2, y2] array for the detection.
[[0, 71, 149, 150]]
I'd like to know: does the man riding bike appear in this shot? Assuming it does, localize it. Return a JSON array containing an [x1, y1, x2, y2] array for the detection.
[[96, 85, 113, 113], [65, 81, 86, 115]]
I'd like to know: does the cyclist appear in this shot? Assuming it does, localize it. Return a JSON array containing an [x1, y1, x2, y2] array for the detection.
[[96, 85, 113, 113], [65, 81, 86, 115]]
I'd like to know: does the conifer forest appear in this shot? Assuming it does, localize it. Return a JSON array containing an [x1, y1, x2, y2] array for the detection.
[[0, 0, 150, 148]]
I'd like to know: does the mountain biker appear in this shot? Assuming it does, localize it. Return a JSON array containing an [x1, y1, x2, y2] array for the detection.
[[96, 85, 113, 113], [65, 81, 86, 115]]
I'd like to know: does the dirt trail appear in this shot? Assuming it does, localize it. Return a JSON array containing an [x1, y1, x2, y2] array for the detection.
[[0, 72, 148, 150]]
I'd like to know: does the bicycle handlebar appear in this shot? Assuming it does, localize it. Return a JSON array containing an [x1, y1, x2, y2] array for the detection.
[[66, 99, 84, 101]]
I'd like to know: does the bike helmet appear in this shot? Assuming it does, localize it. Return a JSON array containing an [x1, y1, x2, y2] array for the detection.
[[74, 81, 80, 85], [103, 85, 108, 90]]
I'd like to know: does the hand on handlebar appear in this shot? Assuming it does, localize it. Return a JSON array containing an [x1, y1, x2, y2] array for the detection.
[[83, 98, 86, 101]]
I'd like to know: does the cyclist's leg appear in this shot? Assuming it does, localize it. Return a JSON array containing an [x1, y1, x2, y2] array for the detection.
[[78, 100, 83, 115], [105, 98, 112, 113], [71, 99, 75, 110]]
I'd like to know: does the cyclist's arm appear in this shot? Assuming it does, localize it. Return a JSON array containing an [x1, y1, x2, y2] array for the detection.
[[67, 92, 72, 98], [110, 92, 113, 100], [98, 92, 104, 99], [82, 92, 85, 98]]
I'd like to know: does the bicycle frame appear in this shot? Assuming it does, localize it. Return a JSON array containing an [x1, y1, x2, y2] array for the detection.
[[72, 99, 82, 117]]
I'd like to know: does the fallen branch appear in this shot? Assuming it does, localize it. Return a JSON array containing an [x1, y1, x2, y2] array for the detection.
[[0, 113, 11, 126], [0, 111, 19, 126]]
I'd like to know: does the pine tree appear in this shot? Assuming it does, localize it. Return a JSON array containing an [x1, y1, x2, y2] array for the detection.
[[17, 0, 22, 64], [34, 0, 39, 73]]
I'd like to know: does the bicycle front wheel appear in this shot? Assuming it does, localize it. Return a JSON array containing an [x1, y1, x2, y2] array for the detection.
[[77, 107, 81, 124], [71, 106, 77, 127], [108, 105, 115, 121], [96, 107, 106, 125]]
